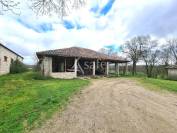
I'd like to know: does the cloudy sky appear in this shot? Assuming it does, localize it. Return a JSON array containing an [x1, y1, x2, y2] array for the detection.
[[0, 0, 177, 64]]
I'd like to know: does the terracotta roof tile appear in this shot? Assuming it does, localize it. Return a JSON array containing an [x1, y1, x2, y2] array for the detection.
[[36, 47, 129, 63]]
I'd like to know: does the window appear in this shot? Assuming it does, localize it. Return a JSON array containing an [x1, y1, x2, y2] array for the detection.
[[4, 56, 8, 62]]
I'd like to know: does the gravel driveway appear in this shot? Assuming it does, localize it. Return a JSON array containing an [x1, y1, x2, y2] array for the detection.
[[33, 78, 177, 133]]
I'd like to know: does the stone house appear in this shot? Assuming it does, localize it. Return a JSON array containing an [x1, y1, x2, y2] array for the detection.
[[166, 66, 177, 80], [0, 43, 23, 75], [36, 47, 129, 79]]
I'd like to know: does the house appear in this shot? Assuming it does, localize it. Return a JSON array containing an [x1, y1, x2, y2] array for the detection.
[[36, 47, 129, 79], [0, 43, 23, 75], [166, 66, 177, 80]]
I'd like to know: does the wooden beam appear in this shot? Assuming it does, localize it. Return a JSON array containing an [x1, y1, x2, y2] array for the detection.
[[78, 62, 84, 75]]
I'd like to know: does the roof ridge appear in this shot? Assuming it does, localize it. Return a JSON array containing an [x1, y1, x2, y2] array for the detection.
[[0, 43, 23, 59]]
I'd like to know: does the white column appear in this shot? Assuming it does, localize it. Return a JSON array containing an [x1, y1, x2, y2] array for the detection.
[[74, 58, 78, 77], [125, 62, 128, 75], [115, 63, 120, 76], [96, 60, 99, 69], [64, 58, 66, 72], [93, 61, 96, 76], [106, 62, 109, 76]]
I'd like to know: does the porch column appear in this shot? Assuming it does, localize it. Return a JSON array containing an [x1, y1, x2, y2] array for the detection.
[[64, 58, 66, 72], [96, 60, 99, 69], [125, 62, 128, 75], [74, 58, 78, 77], [93, 61, 96, 76], [105, 62, 109, 76], [115, 63, 119, 76]]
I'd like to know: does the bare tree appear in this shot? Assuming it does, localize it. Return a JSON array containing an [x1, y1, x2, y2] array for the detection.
[[167, 38, 177, 65], [0, 0, 85, 17], [0, 0, 20, 14], [160, 45, 171, 66], [142, 37, 160, 77], [99, 47, 118, 56], [122, 36, 148, 75]]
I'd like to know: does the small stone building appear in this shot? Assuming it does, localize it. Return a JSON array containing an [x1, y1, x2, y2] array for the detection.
[[0, 43, 23, 75], [166, 66, 177, 80], [36, 47, 129, 79]]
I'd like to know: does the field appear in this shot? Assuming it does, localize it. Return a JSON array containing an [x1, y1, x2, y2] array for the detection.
[[1, 72, 177, 133], [133, 77, 177, 93], [0, 72, 89, 133]]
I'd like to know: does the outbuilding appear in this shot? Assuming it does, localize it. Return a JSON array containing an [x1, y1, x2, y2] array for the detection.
[[0, 43, 23, 75], [166, 66, 177, 80], [36, 47, 129, 79]]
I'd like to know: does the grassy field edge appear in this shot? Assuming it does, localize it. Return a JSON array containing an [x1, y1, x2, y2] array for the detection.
[[128, 77, 177, 93], [0, 72, 90, 133]]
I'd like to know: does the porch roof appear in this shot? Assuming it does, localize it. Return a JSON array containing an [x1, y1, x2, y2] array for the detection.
[[36, 47, 129, 63], [166, 65, 177, 69]]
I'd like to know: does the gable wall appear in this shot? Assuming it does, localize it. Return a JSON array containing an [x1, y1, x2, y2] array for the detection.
[[0, 45, 23, 75], [167, 69, 177, 80]]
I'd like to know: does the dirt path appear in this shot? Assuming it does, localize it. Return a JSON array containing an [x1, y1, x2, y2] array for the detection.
[[32, 78, 177, 133]]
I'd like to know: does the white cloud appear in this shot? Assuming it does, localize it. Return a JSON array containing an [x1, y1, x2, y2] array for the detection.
[[0, 0, 176, 64]]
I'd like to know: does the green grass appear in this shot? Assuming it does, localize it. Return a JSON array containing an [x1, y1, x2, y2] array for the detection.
[[132, 77, 177, 93], [0, 72, 89, 133]]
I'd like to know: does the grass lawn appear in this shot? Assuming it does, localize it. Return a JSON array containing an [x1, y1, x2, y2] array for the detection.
[[133, 77, 177, 93], [0, 72, 89, 133]]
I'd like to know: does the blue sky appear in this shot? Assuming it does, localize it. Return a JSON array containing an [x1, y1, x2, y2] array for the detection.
[[0, 0, 177, 64]]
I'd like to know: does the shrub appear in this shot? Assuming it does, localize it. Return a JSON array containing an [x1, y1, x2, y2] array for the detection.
[[33, 62, 41, 72], [32, 72, 52, 80], [10, 59, 28, 74]]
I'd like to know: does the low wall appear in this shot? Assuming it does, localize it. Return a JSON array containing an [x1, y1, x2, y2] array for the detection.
[[168, 69, 177, 80], [50, 72, 76, 79]]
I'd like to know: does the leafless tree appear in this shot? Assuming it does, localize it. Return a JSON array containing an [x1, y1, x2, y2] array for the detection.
[[160, 45, 171, 66], [99, 47, 118, 56], [167, 38, 177, 65], [0, 0, 85, 17], [141, 37, 160, 77], [122, 36, 148, 75], [0, 0, 20, 14]]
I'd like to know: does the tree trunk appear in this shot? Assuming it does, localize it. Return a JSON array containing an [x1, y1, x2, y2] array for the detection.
[[132, 61, 137, 76], [145, 64, 149, 77]]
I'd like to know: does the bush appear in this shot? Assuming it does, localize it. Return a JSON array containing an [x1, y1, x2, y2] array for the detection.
[[33, 62, 41, 72], [32, 72, 52, 80], [10, 60, 28, 74]]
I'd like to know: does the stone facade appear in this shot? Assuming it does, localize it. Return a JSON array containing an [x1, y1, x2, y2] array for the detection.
[[50, 72, 76, 79], [167, 69, 177, 80], [41, 57, 52, 76], [41, 56, 77, 79], [0, 45, 23, 75]]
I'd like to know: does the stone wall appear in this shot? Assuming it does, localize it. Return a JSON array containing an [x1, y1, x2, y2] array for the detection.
[[50, 72, 76, 79], [41, 56, 76, 79], [168, 69, 177, 80], [41, 57, 52, 76], [0, 45, 23, 75]]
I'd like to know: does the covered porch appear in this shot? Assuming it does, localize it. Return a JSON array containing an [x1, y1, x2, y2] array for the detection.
[[41, 56, 128, 79]]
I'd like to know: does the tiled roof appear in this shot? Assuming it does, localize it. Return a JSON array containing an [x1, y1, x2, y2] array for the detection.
[[36, 47, 128, 63]]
